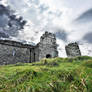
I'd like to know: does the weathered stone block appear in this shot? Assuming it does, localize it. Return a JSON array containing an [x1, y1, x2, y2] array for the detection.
[[65, 42, 81, 57]]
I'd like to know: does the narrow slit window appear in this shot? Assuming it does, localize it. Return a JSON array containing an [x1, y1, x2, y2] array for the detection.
[[12, 49, 16, 56]]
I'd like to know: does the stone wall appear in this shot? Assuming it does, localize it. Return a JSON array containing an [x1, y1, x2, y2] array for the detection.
[[65, 42, 81, 57], [30, 32, 58, 62], [38, 32, 58, 60], [0, 32, 59, 64], [30, 46, 39, 62], [0, 44, 31, 65], [0, 40, 33, 65]]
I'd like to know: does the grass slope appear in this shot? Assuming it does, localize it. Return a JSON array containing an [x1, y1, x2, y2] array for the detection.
[[0, 56, 92, 92]]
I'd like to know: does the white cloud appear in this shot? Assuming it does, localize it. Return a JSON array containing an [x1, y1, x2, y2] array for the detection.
[[0, 0, 7, 5], [4, 0, 92, 57]]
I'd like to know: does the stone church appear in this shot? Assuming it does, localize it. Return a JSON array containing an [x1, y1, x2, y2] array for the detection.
[[30, 31, 58, 62], [0, 32, 58, 65]]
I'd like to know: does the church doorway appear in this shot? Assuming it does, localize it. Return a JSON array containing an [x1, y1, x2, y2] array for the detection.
[[46, 54, 52, 58]]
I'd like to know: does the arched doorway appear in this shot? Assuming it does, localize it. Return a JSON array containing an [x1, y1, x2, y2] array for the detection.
[[46, 54, 52, 58]]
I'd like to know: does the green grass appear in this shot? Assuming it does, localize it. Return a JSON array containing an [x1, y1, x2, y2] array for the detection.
[[0, 56, 92, 92]]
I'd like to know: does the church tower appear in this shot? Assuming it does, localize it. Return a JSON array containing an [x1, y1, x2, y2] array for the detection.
[[38, 31, 58, 60]]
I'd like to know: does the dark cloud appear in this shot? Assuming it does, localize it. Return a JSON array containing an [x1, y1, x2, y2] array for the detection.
[[0, 31, 9, 38], [55, 29, 68, 42], [83, 32, 92, 43], [75, 8, 92, 23], [0, 28, 9, 38], [0, 5, 10, 15], [0, 5, 10, 27], [0, 15, 8, 27], [0, 4, 27, 38]]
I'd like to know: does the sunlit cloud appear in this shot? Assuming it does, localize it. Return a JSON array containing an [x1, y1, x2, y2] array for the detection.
[[1, 0, 92, 57]]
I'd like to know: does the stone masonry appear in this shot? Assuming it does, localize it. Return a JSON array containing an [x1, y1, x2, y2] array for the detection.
[[0, 31, 82, 65], [0, 32, 58, 65], [30, 31, 58, 62], [0, 40, 34, 65], [65, 42, 81, 57]]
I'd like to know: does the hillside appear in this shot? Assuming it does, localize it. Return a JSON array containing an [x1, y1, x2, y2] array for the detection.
[[0, 56, 92, 92]]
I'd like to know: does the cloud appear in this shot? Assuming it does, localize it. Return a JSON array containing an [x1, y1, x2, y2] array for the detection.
[[83, 32, 92, 43], [0, 0, 7, 5], [55, 29, 68, 42], [0, 15, 8, 27], [0, 4, 27, 39], [3, 0, 92, 57], [75, 8, 92, 23], [0, 28, 9, 38]]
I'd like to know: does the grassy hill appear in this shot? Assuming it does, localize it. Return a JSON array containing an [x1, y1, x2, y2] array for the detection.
[[0, 56, 92, 92]]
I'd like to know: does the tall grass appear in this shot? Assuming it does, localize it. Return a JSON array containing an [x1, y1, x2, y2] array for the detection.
[[0, 56, 92, 92]]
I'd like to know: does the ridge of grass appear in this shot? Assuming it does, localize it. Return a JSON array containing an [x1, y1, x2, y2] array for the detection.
[[0, 56, 92, 92]]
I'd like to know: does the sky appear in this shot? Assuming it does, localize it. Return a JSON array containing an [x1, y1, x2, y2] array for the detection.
[[0, 0, 92, 57]]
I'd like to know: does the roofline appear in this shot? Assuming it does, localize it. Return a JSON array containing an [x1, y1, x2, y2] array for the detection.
[[0, 39, 34, 48]]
